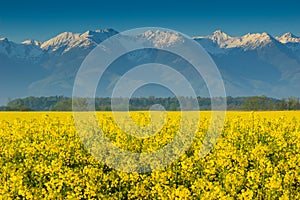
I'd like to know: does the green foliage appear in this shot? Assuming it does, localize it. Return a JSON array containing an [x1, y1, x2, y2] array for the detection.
[[243, 96, 280, 111], [50, 98, 72, 111], [7, 96, 65, 111], [3, 95, 300, 111]]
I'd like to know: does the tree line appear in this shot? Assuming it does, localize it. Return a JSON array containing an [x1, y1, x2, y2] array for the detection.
[[0, 95, 299, 111]]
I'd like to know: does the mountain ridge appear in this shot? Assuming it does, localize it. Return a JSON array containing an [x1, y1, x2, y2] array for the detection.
[[1, 29, 300, 57], [0, 28, 300, 105]]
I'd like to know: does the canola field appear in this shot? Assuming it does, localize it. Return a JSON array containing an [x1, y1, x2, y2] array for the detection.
[[0, 111, 299, 199]]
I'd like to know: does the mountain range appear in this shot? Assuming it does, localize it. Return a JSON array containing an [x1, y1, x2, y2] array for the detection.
[[1, 28, 300, 105]]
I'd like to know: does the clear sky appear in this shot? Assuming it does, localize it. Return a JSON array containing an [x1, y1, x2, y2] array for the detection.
[[1, 0, 300, 42]]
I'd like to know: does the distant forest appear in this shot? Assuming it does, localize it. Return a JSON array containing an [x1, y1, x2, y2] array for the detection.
[[0, 96, 300, 111]]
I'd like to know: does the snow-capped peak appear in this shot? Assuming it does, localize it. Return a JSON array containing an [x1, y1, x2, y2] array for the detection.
[[243, 32, 272, 40], [81, 29, 118, 44], [141, 30, 184, 48], [210, 30, 237, 48], [211, 30, 232, 43], [40, 29, 118, 54], [239, 32, 274, 49], [193, 30, 232, 47], [194, 30, 274, 52], [0, 37, 43, 59], [41, 32, 81, 51], [22, 39, 41, 46], [194, 30, 237, 48], [276, 32, 300, 43], [0, 37, 8, 42]]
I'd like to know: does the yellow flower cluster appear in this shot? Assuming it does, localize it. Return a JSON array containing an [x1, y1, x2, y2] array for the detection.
[[0, 111, 299, 199]]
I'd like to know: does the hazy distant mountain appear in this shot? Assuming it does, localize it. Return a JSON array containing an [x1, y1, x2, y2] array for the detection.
[[0, 29, 300, 105], [194, 30, 300, 97]]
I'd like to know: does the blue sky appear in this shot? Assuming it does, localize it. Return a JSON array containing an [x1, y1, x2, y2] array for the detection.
[[1, 0, 300, 42]]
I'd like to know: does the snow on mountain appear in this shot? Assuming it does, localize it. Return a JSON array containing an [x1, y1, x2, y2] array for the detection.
[[275, 32, 300, 52], [41, 28, 118, 54], [41, 32, 90, 53], [1, 29, 296, 59], [210, 30, 231, 45], [194, 30, 275, 53], [0, 37, 10, 53], [1, 28, 300, 105], [195, 30, 233, 48], [141, 30, 185, 48], [0, 38, 43, 59], [276, 32, 300, 43], [22, 39, 41, 47], [1, 30, 299, 58], [239, 32, 274, 50], [81, 28, 118, 43]]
